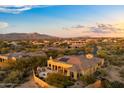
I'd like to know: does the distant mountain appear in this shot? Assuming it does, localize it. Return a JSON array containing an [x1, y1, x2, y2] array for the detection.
[[0, 33, 58, 40]]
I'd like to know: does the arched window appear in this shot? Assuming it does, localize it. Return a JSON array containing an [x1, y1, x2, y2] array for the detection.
[[49, 64, 51, 67], [70, 72, 74, 78], [55, 66, 57, 70]]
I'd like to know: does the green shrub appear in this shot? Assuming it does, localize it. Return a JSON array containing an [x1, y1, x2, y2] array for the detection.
[[119, 69, 124, 78], [3, 70, 23, 84], [45, 73, 74, 88], [102, 80, 124, 88], [2, 56, 47, 85], [80, 75, 96, 85], [111, 81, 124, 88]]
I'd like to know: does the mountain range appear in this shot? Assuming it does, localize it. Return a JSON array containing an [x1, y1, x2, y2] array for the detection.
[[0, 33, 57, 40]]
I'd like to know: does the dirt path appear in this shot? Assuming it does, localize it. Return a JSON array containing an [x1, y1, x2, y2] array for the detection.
[[16, 75, 40, 88], [106, 66, 124, 83]]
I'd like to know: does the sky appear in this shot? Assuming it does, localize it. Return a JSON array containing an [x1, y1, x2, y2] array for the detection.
[[0, 5, 124, 37]]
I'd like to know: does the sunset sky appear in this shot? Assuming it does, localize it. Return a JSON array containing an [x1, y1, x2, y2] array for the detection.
[[0, 5, 124, 37]]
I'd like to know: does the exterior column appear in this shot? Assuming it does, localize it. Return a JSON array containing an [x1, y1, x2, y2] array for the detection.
[[47, 63, 49, 68], [51, 64, 53, 70], [53, 65, 54, 70], [62, 68, 64, 74], [74, 71, 77, 80], [58, 66, 60, 72], [67, 70, 70, 76], [57, 66, 59, 72], [56, 66, 58, 72], [63, 68, 65, 75], [53, 65, 55, 70]]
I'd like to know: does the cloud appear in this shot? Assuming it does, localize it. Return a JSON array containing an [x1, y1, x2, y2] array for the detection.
[[0, 5, 49, 14], [0, 22, 8, 29], [89, 24, 124, 33], [72, 25, 85, 28], [63, 23, 124, 34], [62, 27, 70, 31]]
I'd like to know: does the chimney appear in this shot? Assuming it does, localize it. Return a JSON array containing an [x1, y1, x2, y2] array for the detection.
[[86, 54, 94, 59], [49, 56, 53, 60]]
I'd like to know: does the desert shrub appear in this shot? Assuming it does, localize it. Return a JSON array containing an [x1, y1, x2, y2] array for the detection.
[[111, 81, 124, 88], [102, 80, 124, 88], [3, 70, 24, 84], [1, 56, 47, 85], [102, 80, 112, 88], [45, 50, 59, 58], [94, 69, 107, 78], [45, 73, 74, 88], [80, 75, 96, 85], [119, 69, 124, 78]]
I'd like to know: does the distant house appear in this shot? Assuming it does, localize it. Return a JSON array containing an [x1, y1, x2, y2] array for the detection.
[[63, 40, 86, 48], [0, 55, 10, 62], [47, 54, 104, 80], [0, 51, 46, 62], [32, 41, 44, 45], [0, 52, 22, 62]]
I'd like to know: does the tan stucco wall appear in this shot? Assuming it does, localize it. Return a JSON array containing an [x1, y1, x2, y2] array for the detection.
[[48, 59, 72, 69], [33, 71, 55, 88]]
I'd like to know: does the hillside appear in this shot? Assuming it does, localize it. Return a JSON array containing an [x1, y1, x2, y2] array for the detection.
[[0, 33, 57, 40]]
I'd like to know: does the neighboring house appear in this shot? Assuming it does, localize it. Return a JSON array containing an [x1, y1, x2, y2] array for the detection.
[[0, 55, 10, 62], [47, 54, 104, 80], [0, 53, 20, 62], [70, 41, 85, 48], [63, 40, 86, 48], [0, 51, 46, 62], [32, 41, 44, 45]]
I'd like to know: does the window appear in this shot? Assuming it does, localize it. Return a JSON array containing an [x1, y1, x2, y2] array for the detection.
[[80, 73, 82, 76], [77, 73, 80, 78], [98, 63, 101, 66], [70, 72, 74, 78], [64, 70, 67, 75]]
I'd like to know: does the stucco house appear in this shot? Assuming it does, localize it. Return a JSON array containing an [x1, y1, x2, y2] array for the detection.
[[47, 54, 104, 80]]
